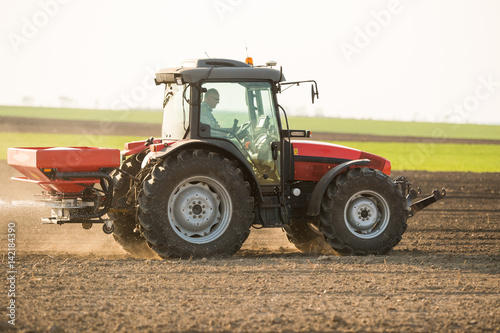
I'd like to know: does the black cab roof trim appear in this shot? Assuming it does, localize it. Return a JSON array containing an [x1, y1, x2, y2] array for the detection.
[[155, 58, 285, 84]]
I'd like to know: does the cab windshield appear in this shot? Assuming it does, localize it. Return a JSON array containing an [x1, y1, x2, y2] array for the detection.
[[200, 81, 281, 184]]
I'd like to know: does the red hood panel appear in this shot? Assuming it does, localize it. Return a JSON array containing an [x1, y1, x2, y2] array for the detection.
[[292, 141, 361, 160], [291, 140, 391, 181]]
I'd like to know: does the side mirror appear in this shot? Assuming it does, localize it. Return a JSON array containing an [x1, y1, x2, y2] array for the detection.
[[311, 84, 319, 104], [279, 80, 319, 104]]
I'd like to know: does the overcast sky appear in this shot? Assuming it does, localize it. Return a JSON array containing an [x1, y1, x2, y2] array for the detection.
[[1, 0, 499, 124]]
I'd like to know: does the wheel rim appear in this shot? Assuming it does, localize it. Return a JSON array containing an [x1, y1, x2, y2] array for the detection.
[[343, 190, 390, 239], [168, 176, 232, 244]]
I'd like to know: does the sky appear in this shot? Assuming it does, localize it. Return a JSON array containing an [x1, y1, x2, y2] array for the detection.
[[1, 0, 499, 124]]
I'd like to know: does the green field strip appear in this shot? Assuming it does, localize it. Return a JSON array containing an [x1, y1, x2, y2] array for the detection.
[[2, 105, 500, 141], [0, 132, 144, 160], [287, 117, 500, 141], [1, 132, 499, 172], [0, 105, 162, 124], [332, 141, 500, 173]]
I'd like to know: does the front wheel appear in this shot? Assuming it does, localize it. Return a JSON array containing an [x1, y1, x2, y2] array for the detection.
[[319, 168, 408, 255], [138, 149, 254, 259]]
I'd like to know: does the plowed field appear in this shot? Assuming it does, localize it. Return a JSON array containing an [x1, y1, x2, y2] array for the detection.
[[1, 117, 499, 332], [1, 162, 499, 332]]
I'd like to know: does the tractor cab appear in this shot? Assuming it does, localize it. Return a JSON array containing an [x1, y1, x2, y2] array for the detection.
[[155, 59, 290, 189]]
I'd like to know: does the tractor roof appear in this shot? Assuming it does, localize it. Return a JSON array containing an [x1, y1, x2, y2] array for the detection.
[[155, 58, 285, 85]]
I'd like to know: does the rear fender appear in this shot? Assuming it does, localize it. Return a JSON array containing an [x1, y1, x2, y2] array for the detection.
[[306, 159, 370, 216], [142, 139, 265, 204], [122, 139, 162, 157]]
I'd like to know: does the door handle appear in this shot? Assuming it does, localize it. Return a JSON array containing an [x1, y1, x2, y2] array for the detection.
[[271, 142, 279, 160]]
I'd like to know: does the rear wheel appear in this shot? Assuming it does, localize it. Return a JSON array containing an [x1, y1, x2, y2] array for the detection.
[[319, 168, 408, 255], [284, 219, 336, 254], [109, 154, 158, 259], [138, 149, 254, 259]]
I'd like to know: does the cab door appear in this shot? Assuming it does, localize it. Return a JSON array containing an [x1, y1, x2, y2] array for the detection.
[[199, 81, 281, 186]]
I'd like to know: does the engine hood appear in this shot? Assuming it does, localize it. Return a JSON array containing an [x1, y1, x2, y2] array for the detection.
[[291, 140, 391, 182]]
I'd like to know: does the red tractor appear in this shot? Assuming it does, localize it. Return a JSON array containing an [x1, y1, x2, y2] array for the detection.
[[8, 58, 445, 259]]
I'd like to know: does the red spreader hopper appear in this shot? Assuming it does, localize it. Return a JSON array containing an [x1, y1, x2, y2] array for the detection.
[[7, 147, 121, 231], [8, 147, 120, 194]]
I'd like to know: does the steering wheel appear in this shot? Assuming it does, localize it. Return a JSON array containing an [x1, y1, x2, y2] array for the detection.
[[227, 121, 252, 140], [236, 122, 251, 139]]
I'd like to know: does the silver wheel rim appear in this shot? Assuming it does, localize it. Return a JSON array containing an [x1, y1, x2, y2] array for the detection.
[[168, 176, 232, 244], [344, 190, 390, 239]]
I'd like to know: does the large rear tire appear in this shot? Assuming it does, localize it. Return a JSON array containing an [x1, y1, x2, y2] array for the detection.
[[138, 149, 254, 259], [284, 219, 336, 254], [319, 168, 408, 255], [109, 154, 158, 259]]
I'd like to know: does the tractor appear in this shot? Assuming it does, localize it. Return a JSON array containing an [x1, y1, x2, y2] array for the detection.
[[7, 58, 445, 259]]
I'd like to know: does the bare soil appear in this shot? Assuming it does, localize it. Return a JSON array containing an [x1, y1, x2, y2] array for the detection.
[[1, 118, 499, 332], [1, 164, 499, 332]]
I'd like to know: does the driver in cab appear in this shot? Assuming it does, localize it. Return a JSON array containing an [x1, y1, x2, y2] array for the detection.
[[200, 88, 221, 129]]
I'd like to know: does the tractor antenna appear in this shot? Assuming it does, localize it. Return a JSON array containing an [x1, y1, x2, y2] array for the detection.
[[204, 51, 211, 59]]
